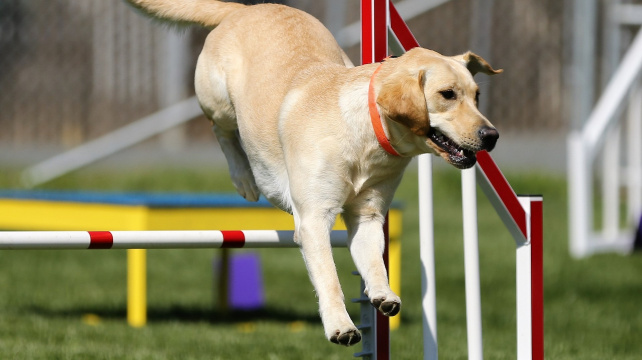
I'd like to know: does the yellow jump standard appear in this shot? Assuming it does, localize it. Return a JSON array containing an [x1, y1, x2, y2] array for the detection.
[[0, 190, 402, 329]]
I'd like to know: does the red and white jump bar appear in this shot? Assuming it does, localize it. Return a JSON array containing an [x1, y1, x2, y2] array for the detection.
[[0, 230, 349, 250]]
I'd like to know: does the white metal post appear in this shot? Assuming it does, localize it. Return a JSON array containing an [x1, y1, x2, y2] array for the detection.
[[419, 154, 438, 360], [627, 81, 642, 225], [602, 125, 621, 242], [461, 168, 484, 360], [568, 132, 593, 258], [570, 0, 597, 131], [516, 197, 533, 360], [515, 241, 532, 360]]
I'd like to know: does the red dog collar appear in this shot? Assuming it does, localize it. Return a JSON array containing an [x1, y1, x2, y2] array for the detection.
[[368, 59, 401, 157]]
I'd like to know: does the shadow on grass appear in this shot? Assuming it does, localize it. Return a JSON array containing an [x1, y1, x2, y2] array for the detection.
[[25, 304, 325, 325], [23, 303, 421, 327]]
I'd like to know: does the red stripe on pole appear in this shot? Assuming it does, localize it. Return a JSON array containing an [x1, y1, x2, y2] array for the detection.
[[221, 231, 245, 248], [364, 2, 390, 357], [374, 0, 388, 62], [376, 310, 390, 359], [361, 0, 373, 64], [389, 2, 420, 50], [88, 231, 113, 249], [476, 150, 527, 237], [530, 200, 544, 359], [383, 213, 390, 271]]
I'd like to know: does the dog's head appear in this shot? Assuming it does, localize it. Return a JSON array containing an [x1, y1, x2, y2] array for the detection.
[[376, 48, 502, 169]]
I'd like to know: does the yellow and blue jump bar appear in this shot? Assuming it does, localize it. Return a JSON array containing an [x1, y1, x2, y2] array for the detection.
[[0, 190, 402, 329]]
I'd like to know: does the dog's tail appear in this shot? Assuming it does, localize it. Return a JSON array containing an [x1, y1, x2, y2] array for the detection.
[[125, 0, 245, 28]]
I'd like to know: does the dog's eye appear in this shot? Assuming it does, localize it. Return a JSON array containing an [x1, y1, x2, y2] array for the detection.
[[440, 89, 456, 100]]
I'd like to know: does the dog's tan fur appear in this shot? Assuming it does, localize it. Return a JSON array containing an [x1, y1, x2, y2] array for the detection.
[[127, 0, 501, 346]]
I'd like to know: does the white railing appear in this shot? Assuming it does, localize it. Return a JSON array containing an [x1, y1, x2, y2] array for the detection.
[[21, 97, 202, 188], [568, 27, 642, 258]]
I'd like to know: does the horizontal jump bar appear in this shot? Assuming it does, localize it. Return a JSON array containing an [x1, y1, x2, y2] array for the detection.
[[0, 230, 349, 250]]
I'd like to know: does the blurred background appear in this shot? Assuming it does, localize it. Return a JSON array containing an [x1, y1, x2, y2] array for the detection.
[[1, 1, 642, 359], [0, 0, 573, 174]]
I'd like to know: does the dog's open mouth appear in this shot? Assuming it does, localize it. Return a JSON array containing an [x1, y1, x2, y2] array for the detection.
[[428, 129, 477, 169]]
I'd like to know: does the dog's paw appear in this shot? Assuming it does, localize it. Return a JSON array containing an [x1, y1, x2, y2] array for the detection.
[[371, 294, 401, 317], [329, 327, 361, 346], [236, 180, 260, 202], [231, 169, 260, 202]]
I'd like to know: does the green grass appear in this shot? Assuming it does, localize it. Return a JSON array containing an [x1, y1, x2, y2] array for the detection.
[[1, 166, 641, 359]]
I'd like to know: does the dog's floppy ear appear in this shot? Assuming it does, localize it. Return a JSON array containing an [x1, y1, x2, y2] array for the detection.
[[454, 51, 503, 76], [377, 70, 431, 136]]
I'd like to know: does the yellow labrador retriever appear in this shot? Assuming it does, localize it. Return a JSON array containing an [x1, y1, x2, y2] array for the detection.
[[127, 0, 501, 346]]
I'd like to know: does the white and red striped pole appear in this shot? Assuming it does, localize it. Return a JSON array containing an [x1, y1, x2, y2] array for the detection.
[[0, 230, 349, 250], [362, 1, 391, 359], [364, 1, 544, 359], [476, 150, 544, 360]]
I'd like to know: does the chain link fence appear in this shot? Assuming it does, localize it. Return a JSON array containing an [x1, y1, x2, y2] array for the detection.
[[0, 0, 568, 158]]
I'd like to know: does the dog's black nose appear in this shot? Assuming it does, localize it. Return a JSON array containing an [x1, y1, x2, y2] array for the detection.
[[478, 126, 499, 151]]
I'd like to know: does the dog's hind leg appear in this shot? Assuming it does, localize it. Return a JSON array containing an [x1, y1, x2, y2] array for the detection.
[[211, 124, 260, 202], [196, 56, 260, 202]]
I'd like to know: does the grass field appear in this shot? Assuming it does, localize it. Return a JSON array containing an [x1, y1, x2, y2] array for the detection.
[[1, 165, 641, 359]]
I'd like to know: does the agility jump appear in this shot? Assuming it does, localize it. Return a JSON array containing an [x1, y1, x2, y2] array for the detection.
[[0, 1, 543, 360], [362, 1, 544, 359]]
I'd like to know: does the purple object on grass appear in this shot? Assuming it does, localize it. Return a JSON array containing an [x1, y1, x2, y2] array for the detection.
[[228, 253, 265, 310]]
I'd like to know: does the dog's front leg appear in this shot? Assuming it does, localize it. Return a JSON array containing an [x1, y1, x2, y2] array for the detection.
[[294, 208, 361, 346], [344, 193, 401, 317]]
